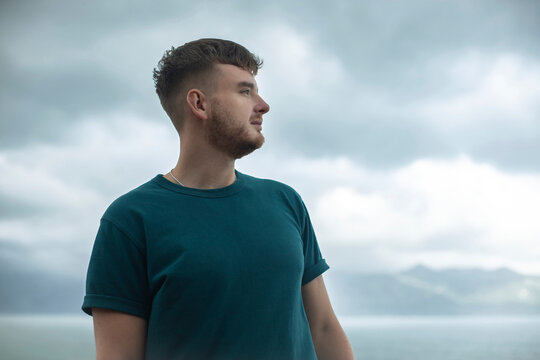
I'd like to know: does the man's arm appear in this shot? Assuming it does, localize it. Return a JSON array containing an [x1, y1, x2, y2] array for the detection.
[[92, 308, 147, 360], [302, 275, 355, 360]]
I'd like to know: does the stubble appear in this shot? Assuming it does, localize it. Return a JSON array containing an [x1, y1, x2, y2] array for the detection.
[[206, 102, 265, 159]]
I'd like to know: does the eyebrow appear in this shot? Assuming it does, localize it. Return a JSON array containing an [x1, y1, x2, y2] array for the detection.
[[237, 81, 258, 93]]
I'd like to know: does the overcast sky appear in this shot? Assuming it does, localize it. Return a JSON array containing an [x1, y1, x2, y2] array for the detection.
[[1, 0, 540, 283]]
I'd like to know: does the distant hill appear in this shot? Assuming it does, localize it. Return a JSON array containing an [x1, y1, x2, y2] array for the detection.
[[2, 262, 540, 315], [325, 265, 540, 316]]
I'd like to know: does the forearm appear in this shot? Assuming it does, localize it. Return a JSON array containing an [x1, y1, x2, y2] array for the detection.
[[312, 321, 355, 360]]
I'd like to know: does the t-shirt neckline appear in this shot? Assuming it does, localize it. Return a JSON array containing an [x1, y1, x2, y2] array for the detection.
[[152, 169, 245, 198]]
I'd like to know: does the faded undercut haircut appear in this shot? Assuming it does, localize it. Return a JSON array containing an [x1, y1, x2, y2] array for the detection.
[[153, 38, 263, 130]]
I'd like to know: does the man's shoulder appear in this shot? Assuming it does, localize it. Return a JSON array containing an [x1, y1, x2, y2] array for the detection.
[[241, 172, 304, 203], [242, 172, 295, 191], [102, 176, 163, 221]]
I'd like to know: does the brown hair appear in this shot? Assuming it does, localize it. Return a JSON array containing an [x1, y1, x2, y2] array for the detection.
[[153, 38, 263, 129]]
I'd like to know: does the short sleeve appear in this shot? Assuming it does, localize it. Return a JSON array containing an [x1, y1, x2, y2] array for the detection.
[[82, 218, 150, 319], [299, 199, 330, 285]]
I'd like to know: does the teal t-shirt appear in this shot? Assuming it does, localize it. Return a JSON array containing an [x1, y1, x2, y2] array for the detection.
[[82, 170, 329, 359]]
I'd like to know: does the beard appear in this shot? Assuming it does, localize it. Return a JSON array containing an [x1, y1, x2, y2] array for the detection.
[[205, 103, 265, 159]]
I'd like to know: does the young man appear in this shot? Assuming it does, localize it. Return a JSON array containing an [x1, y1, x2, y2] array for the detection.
[[83, 38, 354, 360]]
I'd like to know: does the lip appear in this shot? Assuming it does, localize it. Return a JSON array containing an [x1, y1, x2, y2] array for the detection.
[[251, 120, 263, 130]]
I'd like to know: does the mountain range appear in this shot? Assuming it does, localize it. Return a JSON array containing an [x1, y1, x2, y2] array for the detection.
[[326, 265, 540, 316]]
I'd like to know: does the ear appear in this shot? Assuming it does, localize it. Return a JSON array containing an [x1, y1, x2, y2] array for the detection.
[[186, 89, 208, 121]]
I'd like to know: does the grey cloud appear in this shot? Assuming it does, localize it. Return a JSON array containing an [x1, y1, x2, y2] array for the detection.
[[266, 97, 540, 172], [472, 134, 540, 172], [267, 110, 454, 170], [1, 55, 137, 147], [0, 240, 85, 313], [291, 0, 540, 69], [267, 1, 540, 172], [0, 193, 45, 219], [420, 228, 484, 252], [0, 227, 94, 279], [268, 1, 540, 170], [0, 0, 192, 148], [2, 0, 539, 172]]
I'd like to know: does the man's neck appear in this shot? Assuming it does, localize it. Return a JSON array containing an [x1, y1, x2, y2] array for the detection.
[[165, 143, 237, 190]]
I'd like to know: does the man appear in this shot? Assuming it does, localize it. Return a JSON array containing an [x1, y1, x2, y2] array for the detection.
[[82, 38, 354, 360]]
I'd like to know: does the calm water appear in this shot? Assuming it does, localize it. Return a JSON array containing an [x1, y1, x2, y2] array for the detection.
[[1, 314, 540, 359]]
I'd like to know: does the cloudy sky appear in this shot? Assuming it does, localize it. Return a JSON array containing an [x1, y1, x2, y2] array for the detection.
[[1, 0, 540, 286]]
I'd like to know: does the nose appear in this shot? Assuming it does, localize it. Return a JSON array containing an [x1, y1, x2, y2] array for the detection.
[[256, 94, 270, 115]]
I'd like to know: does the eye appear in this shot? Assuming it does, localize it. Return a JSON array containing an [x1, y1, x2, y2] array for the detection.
[[241, 89, 250, 95]]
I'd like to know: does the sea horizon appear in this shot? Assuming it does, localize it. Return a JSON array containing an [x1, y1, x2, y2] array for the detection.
[[2, 313, 540, 360]]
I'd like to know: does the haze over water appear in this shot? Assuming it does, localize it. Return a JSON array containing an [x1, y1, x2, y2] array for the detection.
[[2, 314, 540, 360]]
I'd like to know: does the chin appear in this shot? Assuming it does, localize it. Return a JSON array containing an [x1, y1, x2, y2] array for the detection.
[[231, 136, 265, 159]]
